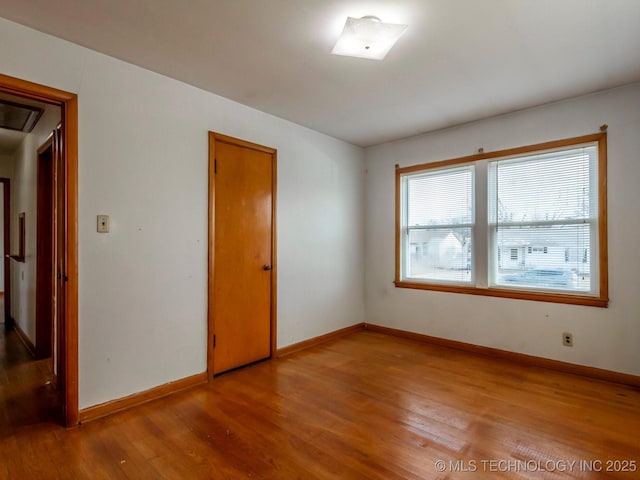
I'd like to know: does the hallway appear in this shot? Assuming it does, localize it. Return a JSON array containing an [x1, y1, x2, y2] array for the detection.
[[0, 296, 61, 436]]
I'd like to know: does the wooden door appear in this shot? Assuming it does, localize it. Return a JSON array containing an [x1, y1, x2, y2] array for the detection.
[[53, 125, 66, 390], [35, 136, 55, 359], [209, 133, 276, 376]]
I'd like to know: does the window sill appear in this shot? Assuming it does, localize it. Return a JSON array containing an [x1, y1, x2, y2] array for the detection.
[[394, 280, 608, 307]]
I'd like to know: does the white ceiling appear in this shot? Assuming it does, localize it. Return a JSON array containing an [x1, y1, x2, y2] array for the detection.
[[1, 0, 639, 147]]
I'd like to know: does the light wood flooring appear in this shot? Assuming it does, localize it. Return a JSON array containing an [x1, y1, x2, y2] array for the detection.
[[1, 328, 638, 479]]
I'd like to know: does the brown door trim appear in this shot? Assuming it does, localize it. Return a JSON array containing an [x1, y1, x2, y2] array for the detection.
[[207, 132, 277, 380], [0, 73, 79, 427], [0, 178, 9, 324]]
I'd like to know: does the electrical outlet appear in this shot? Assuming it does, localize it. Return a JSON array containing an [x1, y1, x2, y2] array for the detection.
[[562, 331, 573, 347]]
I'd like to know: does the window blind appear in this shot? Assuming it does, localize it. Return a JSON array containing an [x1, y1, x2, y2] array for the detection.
[[404, 166, 474, 283], [489, 146, 598, 293]]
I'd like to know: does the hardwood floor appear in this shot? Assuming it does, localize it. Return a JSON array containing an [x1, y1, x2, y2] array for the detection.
[[0, 323, 61, 435], [1, 330, 638, 479]]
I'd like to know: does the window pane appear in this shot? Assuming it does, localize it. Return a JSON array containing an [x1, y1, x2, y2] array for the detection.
[[407, 228, 472, 283], [489, 147, 596, 224], [493, 224, 591, 292], [408, 167, 473, 226]]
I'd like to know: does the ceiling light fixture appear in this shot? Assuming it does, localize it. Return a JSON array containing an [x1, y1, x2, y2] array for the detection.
[[0, 99, 43, 132], [331, 15, 408, 60]]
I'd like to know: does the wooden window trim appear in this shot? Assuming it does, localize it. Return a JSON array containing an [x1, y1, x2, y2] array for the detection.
[[395, 130, 609, 307]]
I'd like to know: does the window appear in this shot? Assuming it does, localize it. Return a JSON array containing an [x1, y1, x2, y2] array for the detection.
[[489, 145, 598, 294], [396, 131, 608, 307], [400, 165, 474, 284]]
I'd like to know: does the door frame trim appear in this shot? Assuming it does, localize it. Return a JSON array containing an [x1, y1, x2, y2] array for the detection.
[[1, 178, 10, 324], [0, 73, 79, 427], [207, 132, 277, 380]]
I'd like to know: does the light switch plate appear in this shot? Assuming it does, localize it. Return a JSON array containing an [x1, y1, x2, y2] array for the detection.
[[97, 215, 110, 233]]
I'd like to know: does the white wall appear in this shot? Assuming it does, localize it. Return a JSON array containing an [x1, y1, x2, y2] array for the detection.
[[9, 106, 61, 341], [0, 155, 14, 176], [365, 82, 640, 376], [0, 17, 365, 408]]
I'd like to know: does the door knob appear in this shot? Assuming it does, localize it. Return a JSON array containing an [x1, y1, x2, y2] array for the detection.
[[263, 265, 272, 271]]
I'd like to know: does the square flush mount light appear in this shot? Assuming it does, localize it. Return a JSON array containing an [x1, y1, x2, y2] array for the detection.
[[332, 15, 408, 60]]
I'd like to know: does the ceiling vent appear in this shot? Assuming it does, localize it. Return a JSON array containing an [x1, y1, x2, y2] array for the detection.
[[0, 99, 43, 133]]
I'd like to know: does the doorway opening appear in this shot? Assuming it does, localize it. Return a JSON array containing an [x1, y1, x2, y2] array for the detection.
[[0, 73, 78, 427]]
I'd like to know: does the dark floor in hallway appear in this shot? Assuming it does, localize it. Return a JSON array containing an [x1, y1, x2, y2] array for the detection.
[[0, 302, 61, 437]]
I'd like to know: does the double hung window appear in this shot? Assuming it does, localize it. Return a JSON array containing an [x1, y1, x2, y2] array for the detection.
[[396, 132, 607, 307], [402, 166, 474, 284]]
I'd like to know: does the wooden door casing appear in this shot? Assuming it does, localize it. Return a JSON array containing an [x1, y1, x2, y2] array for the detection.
[[0, 73, 79, 426]]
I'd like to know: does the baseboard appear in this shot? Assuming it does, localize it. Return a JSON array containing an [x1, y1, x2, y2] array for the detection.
[[276, 323, 365, 357], [78, 372, 208, 424], [75, 323, 638, 423], [364, 323, 640, 388], [11, 317, 36, 357]]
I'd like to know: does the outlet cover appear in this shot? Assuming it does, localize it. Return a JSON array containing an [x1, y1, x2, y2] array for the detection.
[[562, 331, 574, 347], [97, 215, 110, 233]]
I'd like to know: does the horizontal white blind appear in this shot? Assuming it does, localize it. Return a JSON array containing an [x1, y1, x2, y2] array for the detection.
[[489, 145, 597, 293], [489, 147, 595, 224], [408, 167, 473, 227], [404, 166, 474, 284]]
